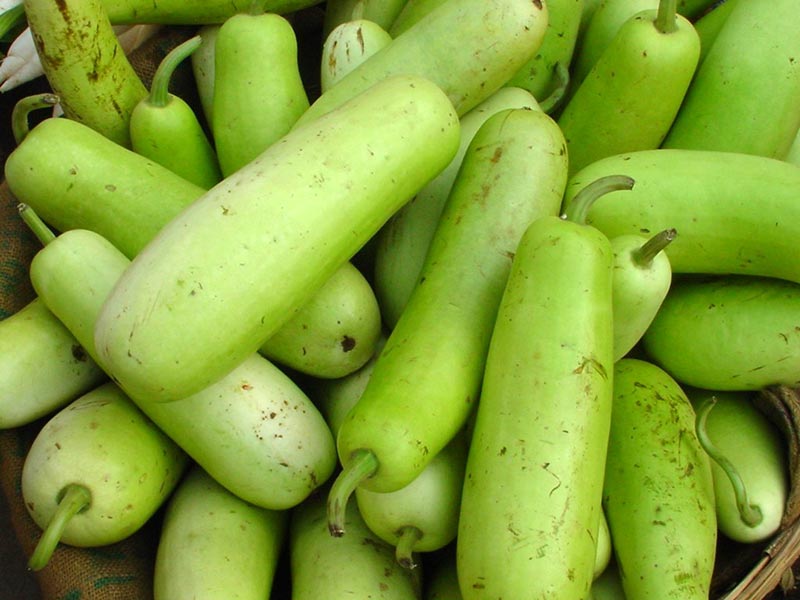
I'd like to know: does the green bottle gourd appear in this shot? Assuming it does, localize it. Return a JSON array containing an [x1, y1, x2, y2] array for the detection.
[[94, 74, 460, 403], [603, 358, 716, 600], [212, 10, 310, 176], [129, 34, 222, 189]]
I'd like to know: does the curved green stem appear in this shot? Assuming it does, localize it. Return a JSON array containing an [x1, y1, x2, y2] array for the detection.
[[11, 93, 60, 145], [562, 174, 635, 225], [632, 228, 677, 267], [18, 203, 56, 246], [655, 0, 678, 34], [539, 62, 570, 115], [695, 396, 763, 528], [395, 525, 423, 569], [327, 449, 379, 537], [147, 35, 202, 108], [28, 484, 91, 571]]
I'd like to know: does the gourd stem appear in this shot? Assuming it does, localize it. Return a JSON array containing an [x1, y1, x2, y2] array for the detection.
[[327, 449, 379, 537], [11, 93, 60, 145], [695, 397, 763, 527], [538, 62, 570, 115], [562, 174, 635, 225], [18, 203, 56, 246], [147, 35, 202, 108], [395, 525, 423, 569], [631, 228, 677, 267], [655, 0, 678, 34], [28, 484, 91, 571]]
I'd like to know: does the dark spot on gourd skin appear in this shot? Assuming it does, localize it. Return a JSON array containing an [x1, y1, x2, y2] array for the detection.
[[340, 335, 356, 352], [71, 344, 89, 362]]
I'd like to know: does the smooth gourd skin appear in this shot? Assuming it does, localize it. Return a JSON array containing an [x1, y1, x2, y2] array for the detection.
[[373, 85, 540, 329], [643, 275, 800, 391], [558, 7, 700, 176], [693, 0, 738, 65], [154, 464, 288, 600], [505, 0, 584, 102], [24, 0, 147, 147], [130, 91, 222, 188], [337, 107, 569, 496], [309, 333, 388, 438], [101, 0, 324, 24], [593, 509, 612, 580], [610, 233, 673, 362], [457, 215, 614, 600], [562, 149, 800, 285], [29, 229, 338, 510], [94, 75, 460, 403], [661, 0, 800, 159], [686, 388, 788, 545], [212, 12, 310, 176], [21, 382, 188, 547], [294, 0, 549, 125], [259, 261, 383, 379], [289, 488, 423, 600], [604, 359, 716, 600], [570, 0, 657, 91], [320, 19, 393, 94], [189, 24, 220, 126], [6, 116, 386, 380], [4, 117, 206, 260], [0, 299, 106, 429]]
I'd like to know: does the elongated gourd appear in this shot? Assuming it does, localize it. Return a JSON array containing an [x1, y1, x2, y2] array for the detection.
[[212, 11, 309, 176], [372, 85, 540, 328], [25, 221, 337, 510], [153, 464, 288, 600], [294, 0, 549, 125], [562, 149, 800, 285], [94, 74, 460, 403], [643, 275, 800, 391], [604, 358, 716, 600], [5, 116, 384, 380], [457, 211, 614, 599], [329, 107, 568, 537], [661, 0, 800, 159], [101, 0, 325, 24], [22, 382, 188, 569], [24, 0, 147, 147], [0, 298, 107, 429]]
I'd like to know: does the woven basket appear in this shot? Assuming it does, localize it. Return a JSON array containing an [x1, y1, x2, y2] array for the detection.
[[1, 9, 800, 600]]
